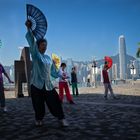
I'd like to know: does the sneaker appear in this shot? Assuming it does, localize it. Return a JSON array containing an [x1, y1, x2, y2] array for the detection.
[[39, 121, 43, 126], [35, 120, 43, 126], [69, 100, 75, 104], [104, 96, 108, 100], [60, 119, 69, 127], [113, 96, 119, 100], [35, 120, 40, 126]]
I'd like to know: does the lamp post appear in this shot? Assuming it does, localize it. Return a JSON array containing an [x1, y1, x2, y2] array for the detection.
[[130, 60, 135, 85], [92, 60, 97, 88]]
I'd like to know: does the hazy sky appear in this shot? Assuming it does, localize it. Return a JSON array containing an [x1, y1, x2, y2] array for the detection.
[[0, 0, 140, 65]]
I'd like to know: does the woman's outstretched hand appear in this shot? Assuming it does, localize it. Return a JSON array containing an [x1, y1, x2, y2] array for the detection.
[[25, 20, 32, 29]]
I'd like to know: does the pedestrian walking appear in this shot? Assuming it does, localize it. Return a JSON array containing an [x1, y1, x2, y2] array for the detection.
[[102, 61, 117, 99]]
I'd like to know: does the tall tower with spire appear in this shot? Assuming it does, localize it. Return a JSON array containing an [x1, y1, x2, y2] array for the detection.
[[119, 35, 127, 80]]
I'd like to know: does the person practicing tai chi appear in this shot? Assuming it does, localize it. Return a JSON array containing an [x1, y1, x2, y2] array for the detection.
[[0, 63, 14, 112], [59, 63, 74, 104], [25, 20, 69, 127], [102, 61, 118, 100], [71, 67, 79, 96]]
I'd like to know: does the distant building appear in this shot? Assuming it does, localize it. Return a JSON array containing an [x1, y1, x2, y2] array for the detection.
[[3, 66, 11, 84], [66, 58, 73, 75], [100, 65, 104, 83], [132, 60, 140, 78], [119, 35, 127, 80], [112, 63, 118, 80]]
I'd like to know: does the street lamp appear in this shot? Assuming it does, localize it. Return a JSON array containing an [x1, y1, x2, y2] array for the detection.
[[130, 60, 136, 85], [92, 60, 97, 88]]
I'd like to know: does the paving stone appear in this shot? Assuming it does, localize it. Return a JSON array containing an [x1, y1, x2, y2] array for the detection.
[[1, 90, 140, 140]]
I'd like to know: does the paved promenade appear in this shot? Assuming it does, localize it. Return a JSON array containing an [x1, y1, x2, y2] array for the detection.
[[0, 83, 140, 140]]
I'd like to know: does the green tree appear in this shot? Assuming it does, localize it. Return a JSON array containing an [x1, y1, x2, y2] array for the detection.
[[0, 40, 2, 48]]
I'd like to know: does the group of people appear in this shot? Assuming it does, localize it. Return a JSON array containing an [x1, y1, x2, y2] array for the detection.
[[0, 19, 117, 128], [58, 63, 79, 104]]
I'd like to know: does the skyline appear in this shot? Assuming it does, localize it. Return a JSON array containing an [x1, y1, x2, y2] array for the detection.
[[0, 0, 140, 65]]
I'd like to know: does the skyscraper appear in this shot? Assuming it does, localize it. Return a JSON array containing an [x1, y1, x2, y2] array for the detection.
[[112, 63, 118, 80], [119, 35, 127, 80]]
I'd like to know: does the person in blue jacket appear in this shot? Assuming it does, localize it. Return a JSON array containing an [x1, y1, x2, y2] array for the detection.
[[25, 20, 68, 127]]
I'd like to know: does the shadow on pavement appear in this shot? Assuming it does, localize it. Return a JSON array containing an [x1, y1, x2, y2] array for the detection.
[[0, 94, 140, 140]]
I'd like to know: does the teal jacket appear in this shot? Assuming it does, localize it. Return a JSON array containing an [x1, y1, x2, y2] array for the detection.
[[26, 30, 59, 90]]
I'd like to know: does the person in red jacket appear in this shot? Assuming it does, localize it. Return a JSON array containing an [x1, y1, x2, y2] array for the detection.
[[102, 61, 117, 99]]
